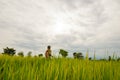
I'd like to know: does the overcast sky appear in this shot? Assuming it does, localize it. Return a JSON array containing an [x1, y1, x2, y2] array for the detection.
[[0, 0, 120, 58]]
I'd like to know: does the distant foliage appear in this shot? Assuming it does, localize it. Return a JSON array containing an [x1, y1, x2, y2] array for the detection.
[[73, 52, 84, 59], [2, 47, 16, 56], [38, 54, 43, 57], [18, 51, 24, 57], [89, 57, 92, 60], [59, 49, 68, 57], [117, 57, 120, 61], [109, 56, 111, 61], [99, 59, 107, 61], [34, 55, 37, 57]]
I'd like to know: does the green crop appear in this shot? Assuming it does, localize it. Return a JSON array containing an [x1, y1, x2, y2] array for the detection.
[[0, 55, 120, 80]]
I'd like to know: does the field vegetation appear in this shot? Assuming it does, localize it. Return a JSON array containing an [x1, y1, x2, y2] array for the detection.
[[0, 54, 120, 80]]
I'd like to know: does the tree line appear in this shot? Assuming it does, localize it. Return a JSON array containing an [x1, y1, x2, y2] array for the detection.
[[1, 47, 84, 59], [1, 47, 120, 61]]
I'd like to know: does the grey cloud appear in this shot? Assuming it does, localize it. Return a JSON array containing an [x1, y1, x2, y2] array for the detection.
[[60, 0, 95, 8], [0, 0, 120, 58]]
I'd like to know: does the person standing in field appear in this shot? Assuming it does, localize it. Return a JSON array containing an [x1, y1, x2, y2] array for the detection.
[[45, 45, 52, 58]]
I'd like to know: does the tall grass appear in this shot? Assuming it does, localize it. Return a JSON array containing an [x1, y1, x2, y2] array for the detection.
[[0, 55, 120, 80]]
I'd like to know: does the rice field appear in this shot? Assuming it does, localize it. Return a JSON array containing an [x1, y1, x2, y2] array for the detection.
[[0, 55, 120, 80]]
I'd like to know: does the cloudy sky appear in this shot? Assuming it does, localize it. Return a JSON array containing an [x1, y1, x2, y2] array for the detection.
[[0, 0, 120, 58]]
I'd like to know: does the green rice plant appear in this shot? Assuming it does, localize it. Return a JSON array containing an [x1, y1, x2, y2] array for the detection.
[[0, 55, 120, 80]]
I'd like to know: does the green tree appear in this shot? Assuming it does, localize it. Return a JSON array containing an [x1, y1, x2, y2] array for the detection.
[[2, 47, 16, 56], [59, 49, 68, 57], [109, 56, 111, 61], [18, 51, 24, 57], [117, 57, 120, 61], [38, 54, 43, 57], [89, 57, 92, 60], [73, 52, 84, 59]]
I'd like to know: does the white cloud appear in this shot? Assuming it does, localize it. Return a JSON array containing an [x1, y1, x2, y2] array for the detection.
[[0, 0, 120, 58]]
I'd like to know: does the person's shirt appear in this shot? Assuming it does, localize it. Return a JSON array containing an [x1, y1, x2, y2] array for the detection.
[[45, 49, 51, 58]]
